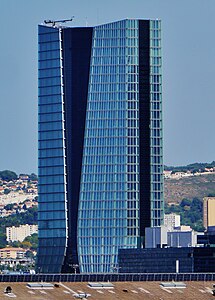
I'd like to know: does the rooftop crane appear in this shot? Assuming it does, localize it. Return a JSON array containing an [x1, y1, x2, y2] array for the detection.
[[44, 17, 74, 27]]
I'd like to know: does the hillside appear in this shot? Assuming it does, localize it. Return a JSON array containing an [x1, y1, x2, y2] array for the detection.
[[164, 173, 215, 204]]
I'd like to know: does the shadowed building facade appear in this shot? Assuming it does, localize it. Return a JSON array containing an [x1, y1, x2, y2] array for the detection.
[[37, 19, 164, 273]]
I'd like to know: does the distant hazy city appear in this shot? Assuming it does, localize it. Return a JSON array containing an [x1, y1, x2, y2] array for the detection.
[[0, 161, 214, 275]]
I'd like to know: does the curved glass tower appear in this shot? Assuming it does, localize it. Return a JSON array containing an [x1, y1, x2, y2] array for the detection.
[[37, 19, 163, 273]]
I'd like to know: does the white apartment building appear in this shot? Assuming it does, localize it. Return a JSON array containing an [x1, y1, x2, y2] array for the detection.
[[6, 224, 38, 242], [164, 213, 181, 230]]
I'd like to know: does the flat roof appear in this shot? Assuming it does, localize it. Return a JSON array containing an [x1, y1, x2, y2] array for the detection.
[[0, 281, 214, 299]]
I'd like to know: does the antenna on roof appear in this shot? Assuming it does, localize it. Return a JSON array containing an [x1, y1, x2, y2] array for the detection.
[[44, 17, 74, 27]]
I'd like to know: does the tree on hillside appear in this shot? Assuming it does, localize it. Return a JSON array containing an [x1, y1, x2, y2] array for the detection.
[[23, 233, 38, 251], [29, 173, 38, 181], [180, 198, 191, 208], [0, 170, 17, 181]]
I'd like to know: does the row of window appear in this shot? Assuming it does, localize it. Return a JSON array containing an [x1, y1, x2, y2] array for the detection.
[[90, 83, 139, 93], [39, 50, 60, 61], [38, 246, 65, 256], [87, 100, 135, 110], [83, 154, 127, 165], [150, 48, 162, 56], [38, 192, 65, 202], [38, 32, 59, 43], [151, 156, 162, 164], [81, 179, 138, 189], [39, 85, 61, 96], [95, 19, 137, 31], [38, 211, 66, 220], [151, 210, 162, 218], [89, 104, 138, 113], [38, 202, 65, 211], [150, 20, 161, 29], [93, 37, 138, 48], [152, 201, 163, 208], [39, 157, 64, 167], [151, 93, 162, 101], [150, 39, 161, 47], [38, 41, 60, 52], [90, 73, 138, 84], [151, 102, 161, 110], [150, 30, 161, 38], [38, 228, 66, 238], [38, 76, 61, 88], [151, 138, 162, 146], [151, 191, 163, 200], [127, 199, 138, 207], [151, 183, 162, 190], [39, 58, 61, 70], [80, 192, 126, 201], [81, 183, 133, 193], [82, 164, 127, 175], [151, 84, 162, 92], [39, 130, 63, 140], [39, 103, 62, 114], [39, 173, 64, 183], [39, 121, 63, 132], [88, 92, 138, 102], [84, 128, 127, 138], [86, 110, 127, 120], [85, 119, 140, 128], [39, 139, 64, 149], [39, 68, 61, 79], [39, 184, 65, 193], [83, 146, 127, 156], [38, 94, 61, 105], [80, 172, 125, 181], [151, 66, 162, 74], [78, 227, 128, 238], [85, 137, 138, 147], [39, 112, 63, 123]]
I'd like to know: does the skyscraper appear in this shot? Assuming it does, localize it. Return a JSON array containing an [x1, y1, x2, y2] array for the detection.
[[37, 19, 164, 273]]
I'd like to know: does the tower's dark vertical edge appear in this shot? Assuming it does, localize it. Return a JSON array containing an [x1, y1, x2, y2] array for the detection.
[[61, 28, 93, 272], [139, 20, 151, 239]]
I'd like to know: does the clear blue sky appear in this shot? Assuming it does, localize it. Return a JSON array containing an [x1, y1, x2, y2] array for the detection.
[[0, 0, 214, 174]]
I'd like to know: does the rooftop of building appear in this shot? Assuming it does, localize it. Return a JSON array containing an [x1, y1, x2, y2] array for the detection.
[[0, 281, 214, 299], [39, 18, 161, 30]]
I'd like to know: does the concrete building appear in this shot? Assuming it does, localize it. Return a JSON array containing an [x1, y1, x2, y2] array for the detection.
[[164, 213, 180, 230], [0, 248, 26, 259], [203, 197, 215, 230], [145, 226, 168, 248], [167, 230, 198, 247], [118, 247, 215, 273], [6, 224, 38, 242]]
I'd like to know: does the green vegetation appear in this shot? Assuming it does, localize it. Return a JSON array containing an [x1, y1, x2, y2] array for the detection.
[[3, 188, 10, 195], [10, 233, 38, 251], [0, 170, 38, 182], [29, 173, 38, 181], [164, 161, 215, 173], [0, 207, 38, 249], [0, 170, 18, 181], [165, 197, 204, 232]]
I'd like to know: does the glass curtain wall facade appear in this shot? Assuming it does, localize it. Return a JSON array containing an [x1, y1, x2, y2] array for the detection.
[[78, 19, 163, 273], [37, 19, 163, 274], [38, 26, 68, 273]]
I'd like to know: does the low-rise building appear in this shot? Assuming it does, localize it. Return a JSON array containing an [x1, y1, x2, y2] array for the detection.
[[203, 197, 215, 230], [6, 224, 38, 242], [164, 213, 180, 230], [0, 247, 26, 259], [118, 247, 215, 273]]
